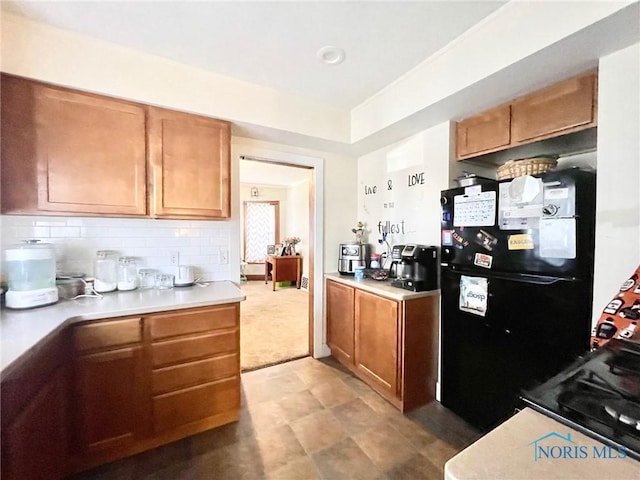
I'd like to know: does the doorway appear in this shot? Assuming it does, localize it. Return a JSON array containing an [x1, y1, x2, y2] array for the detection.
[[238, 157, 314, 371]]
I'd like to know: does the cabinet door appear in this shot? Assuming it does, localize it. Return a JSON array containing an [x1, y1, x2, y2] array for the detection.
[[1, 76, 147, 215], [354, 290, 399, 397], [74, 346, 146, 454], [456, 105, 511, 159], [148, 107, 230, 218], [326, 280, 355, 366], [2, 367, 67, 480], [511, 72, 596, 144]]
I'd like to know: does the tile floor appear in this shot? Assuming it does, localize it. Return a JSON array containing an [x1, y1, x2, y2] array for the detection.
[[73, 356, 480, 480]]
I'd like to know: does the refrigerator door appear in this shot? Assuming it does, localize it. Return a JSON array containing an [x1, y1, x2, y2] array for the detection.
[[440, 266, 592, 430], [440, 169, 595, 279]]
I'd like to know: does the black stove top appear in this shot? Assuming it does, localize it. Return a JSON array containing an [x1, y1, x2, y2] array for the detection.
[[521, 339, 640, 461]]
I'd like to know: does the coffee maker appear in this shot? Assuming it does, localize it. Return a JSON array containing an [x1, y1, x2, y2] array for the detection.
[[390, 244, 439, 292], [388, 244, 405, 278]]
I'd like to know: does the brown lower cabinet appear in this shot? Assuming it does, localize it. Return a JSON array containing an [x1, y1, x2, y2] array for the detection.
[[326, 278, 439, 412], [1, 331, 70, 480], [0, 303, 241, 479]]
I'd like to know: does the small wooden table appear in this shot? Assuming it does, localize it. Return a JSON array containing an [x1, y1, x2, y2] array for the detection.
[[264, 255, 302, 291]]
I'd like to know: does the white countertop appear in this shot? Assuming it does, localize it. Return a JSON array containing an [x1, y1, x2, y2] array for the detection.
[[325, 272, 439, 301], [445, 408, 640, 480], [0, 281, 245, 378]]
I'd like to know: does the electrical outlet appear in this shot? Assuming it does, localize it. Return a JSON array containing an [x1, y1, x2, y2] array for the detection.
[[220, 249, 229, 264], [169, 251, 180, 266]]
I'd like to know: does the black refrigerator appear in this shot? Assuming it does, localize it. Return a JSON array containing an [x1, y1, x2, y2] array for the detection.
[[440, 168, 596, 431]]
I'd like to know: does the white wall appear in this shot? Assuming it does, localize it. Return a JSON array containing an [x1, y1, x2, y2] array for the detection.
[[593, 42, 640, 321], [357, 122, 452, 256], [0, 215, 231, 282], [287, 180, 311, 280]]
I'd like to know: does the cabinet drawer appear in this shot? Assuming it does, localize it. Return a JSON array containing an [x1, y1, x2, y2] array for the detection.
[[73, 318, 141, 352], [151, 330, 238, 367], [152, 353, 239, 395], [153, 376, 240, 433], [148, 305, 238, 340]]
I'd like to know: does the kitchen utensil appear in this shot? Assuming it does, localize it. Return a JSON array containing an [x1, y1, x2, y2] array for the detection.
[[56, 273, 86, 299], [174, 265, 195, 286], [454, 173, 496, 187], [117, 257, 138, 291], [154, 274, 174, 290], [138, 269, 157, 289], [388, 244, 405, 278], [370, 253, 381, 269], [338, 243, 367, 274], [5, 240, 58, 309], [94, 250, 118, 293]]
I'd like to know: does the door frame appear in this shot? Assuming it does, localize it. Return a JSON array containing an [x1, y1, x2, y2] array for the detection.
[[233, 143, 327, 358]]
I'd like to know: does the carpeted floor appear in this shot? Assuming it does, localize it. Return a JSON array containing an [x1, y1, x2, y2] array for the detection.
[[240, 280, 309, 371]]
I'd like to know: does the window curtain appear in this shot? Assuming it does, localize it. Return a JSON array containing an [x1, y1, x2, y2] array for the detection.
[[245, 202, 276, 263]]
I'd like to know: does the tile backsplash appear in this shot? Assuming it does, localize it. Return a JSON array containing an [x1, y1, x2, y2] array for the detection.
[[0, 215, 232, 282]]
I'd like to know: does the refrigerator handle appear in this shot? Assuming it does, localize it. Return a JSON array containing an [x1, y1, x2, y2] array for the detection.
[[446, 265, 576, 285]]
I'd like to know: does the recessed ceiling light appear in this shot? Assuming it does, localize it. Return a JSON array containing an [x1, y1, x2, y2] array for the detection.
[[317, 46, 346, 66]]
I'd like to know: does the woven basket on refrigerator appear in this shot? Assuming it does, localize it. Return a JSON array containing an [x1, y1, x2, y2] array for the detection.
[[496, 157, 558, 180]]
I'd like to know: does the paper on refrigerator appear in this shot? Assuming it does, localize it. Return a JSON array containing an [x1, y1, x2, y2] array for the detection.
[[453, 191, 496, 227], [539, 218, 576, 259], [498, 176, 544, 230], [459, 275, 488, 317]]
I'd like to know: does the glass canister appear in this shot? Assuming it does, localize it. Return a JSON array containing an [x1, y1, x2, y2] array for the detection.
[[94, 250, 118, 293], [117, 257, 138, 291], [138, 269, 157, 289], [154, 274, 175, 290], [370, 253, 381, 269]]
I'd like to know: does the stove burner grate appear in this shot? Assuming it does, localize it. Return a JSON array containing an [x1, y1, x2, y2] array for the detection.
[[557, 372, 640, 438], [607, 345, 640, 376]]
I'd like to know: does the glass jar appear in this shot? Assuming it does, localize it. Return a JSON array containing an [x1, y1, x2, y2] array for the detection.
[[154, 274, 174, 290], [370, 253, 381, 269], [94, 250, 118, 293], [117, 257, 138, 291], [138, 269, 157, 290]]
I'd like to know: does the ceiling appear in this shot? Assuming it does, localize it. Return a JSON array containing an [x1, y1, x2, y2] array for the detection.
[[1, 0, 507, 109]]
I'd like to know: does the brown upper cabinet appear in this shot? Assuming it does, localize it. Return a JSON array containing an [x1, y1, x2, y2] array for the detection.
[[456, 70, 597, 160], [0, 74, 231, 219], [1, 75, 147, 216], [456, 105, 511, 158], [148, 107, 230, 219]]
